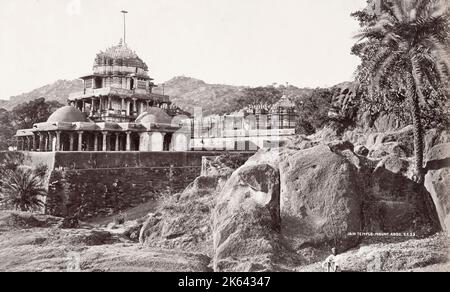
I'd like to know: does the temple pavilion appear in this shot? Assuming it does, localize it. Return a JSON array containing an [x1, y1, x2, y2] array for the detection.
[[15, 40, 191, 153]]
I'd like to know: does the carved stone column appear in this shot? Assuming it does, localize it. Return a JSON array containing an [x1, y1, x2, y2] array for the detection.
[[126, 131, 132, 151], [94, 133, 99, 151], [55, 131, 61, 152], [38, 132, 44, 152], [102, 131, 108, 152], [91, 98, 96, 114], [115, 133, 120, 151], [126, 100, 131, 116], [132, 98, 137, 116], [44, 133, 49, 152], [121, 98, 125, 115], [32, 134, 37, 151], [78, 131, 84, 151], [69, 133, 75, 151], [140, 101, 144, 115]]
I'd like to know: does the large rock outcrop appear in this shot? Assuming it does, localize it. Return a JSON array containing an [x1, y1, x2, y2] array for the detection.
[[139, 153, 249, 255], [211, 141, 441, 271], [425, 143, 450, 234], [139, 175, 222, 255], [212, 164, 301, 272], [278, 145, 363, 252]]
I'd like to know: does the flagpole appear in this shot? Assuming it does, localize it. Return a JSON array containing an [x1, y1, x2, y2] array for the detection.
[[121, 10, 128, 44]]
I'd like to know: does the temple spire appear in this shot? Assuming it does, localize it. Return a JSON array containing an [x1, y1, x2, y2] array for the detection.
[[121, 10, 128, 45]]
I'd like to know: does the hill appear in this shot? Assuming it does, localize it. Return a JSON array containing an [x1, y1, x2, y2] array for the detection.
[[1, 80, 83, 110], [0, 76, 332, 115], [152, 76, 246, 115]]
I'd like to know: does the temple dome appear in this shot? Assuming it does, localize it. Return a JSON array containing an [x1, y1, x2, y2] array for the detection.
[[94, 39, 148, 71], [136, 107, 172, 125], [47, 106, 88, 123]]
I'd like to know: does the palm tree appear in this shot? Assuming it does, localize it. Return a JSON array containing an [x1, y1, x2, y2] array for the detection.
[[0, 167, 46, 212], [356, 0, 450, 184]]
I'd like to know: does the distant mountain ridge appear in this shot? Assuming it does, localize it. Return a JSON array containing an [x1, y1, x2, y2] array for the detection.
[[1, 80, 84, 110], [152, 76, 246, 115], [0, 76, 345, 115]]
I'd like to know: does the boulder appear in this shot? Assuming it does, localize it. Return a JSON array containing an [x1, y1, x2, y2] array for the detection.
[[212, 164, 295, 272], [425, 129, 450, 156], [374, 155, 413, 179], [363, 159, 440, 237], [239, 143, 439, 255], [278, 145, 363, 252], [139, 176, 218, 254], [139, 153, 251, 256], [201, 154, 249, 178], [368, 142, 409, 159], [326, 140, 354, 153], [364, 126, 415, 160], [425, 143, 450, 234], [373, 112, 404, 132]]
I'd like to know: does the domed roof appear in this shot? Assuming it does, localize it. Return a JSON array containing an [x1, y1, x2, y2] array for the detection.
[[47, 106, 88, 123], [94, 39, 148, 70], [135, 107, 172, 125]]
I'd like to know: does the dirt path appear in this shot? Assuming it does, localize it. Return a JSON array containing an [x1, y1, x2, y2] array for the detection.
[[86, 199, 161, 226]]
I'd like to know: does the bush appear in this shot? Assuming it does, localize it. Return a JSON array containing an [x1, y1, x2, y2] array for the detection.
[[0, 167, 46, 212]]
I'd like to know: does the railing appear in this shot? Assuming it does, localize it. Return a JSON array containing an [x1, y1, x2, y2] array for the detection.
[[69, 87, 171, 103], [192, 128, 296, 138]]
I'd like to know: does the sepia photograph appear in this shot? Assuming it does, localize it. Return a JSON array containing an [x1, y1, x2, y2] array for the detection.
[[0, 0, 449, 277]]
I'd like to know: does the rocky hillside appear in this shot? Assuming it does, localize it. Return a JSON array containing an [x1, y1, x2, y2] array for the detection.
[[135, 125, 449, 272], [1, 80, 83, 110], [152, 76, 245, 115], [0, 76, 247, 114], [0, 76, 319, 115], [0, 126, 449, 272]]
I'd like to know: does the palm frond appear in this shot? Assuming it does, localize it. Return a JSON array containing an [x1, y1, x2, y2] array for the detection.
[[0, 167, 46, 212], [389, 0, 408, 22], [415, 0, 431, 19], [372, 51, 403, 90]]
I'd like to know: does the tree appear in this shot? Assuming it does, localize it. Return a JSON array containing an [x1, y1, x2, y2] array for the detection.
[[0, 167, 46, 212], [294, 88, 334, 135], [354, 0, 450, 184], [11, 98, 63, 129], [234, 87, 283, 112], [0, 109, 15, 150]]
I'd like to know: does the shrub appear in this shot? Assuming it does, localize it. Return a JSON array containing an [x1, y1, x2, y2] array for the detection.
[[0, 167, 46, 212]]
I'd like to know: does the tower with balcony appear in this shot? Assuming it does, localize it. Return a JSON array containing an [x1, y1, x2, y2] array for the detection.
[[68, 39, 171, 123]]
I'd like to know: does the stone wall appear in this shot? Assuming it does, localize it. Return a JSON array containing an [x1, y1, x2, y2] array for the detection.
[[46, 165, 202, 218], [0, 151, 253, 219]]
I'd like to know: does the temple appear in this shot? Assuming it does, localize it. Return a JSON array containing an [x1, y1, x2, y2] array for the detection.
[[14, 13, 298, 153], [189, 95, 298, 151], [15, 39, 191, 153]]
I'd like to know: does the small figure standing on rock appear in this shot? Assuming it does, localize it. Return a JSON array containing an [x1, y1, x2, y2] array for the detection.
[[322, 247, 340, 272]]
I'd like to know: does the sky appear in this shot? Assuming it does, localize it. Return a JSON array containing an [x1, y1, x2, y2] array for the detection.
[[0, 0, 367, 99]]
